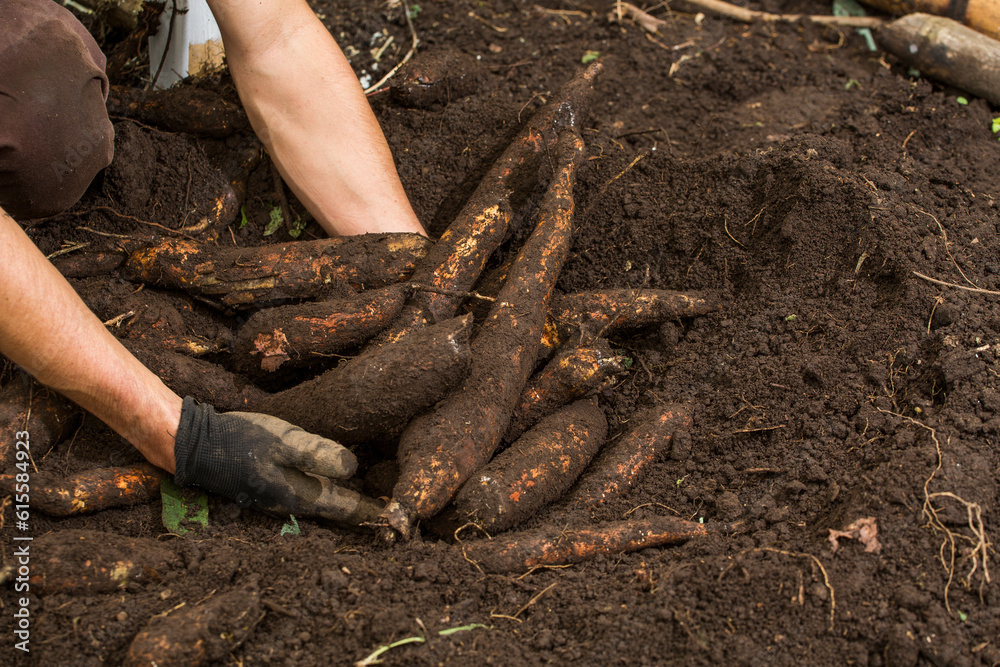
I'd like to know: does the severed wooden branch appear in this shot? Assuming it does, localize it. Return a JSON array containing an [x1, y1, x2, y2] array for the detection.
[[611, 0, 884, 31]]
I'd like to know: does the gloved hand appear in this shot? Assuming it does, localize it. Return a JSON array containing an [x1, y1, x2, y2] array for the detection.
[[173, 397, 382, 524]]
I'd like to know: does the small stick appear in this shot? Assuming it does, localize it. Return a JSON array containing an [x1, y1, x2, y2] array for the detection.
[[754, 547, 835, 631], [512, 582, 557, 619], [46, 241, 89, 260], [912, 271, 1000, 297], [672, 0, 883, 26], [915, 208, 979, 288], [363, 0, 420, 94]]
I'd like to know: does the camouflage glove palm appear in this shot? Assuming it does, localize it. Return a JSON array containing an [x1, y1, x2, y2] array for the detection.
[[173, 397, 381, 524]]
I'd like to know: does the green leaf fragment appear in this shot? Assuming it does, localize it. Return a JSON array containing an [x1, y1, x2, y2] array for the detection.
[[288, 217, 308, 239], [784, 314, 797, 321], [956, 96, 968, 105], [582, 50, 600, 65], [832, 0, 876, 50], [263, 205, 284, 236], [991, 117, 1000, 134], [160, 477, 209, 535], [280, 515, 300, 536], [239, 205, 248, 229], [357, 624, 488, 666]]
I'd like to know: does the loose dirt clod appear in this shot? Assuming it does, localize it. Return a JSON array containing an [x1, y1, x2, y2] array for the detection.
[[124, 587, 262, 667]]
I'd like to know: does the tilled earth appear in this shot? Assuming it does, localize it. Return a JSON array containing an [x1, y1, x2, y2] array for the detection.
[[2, 0, 999, 665]]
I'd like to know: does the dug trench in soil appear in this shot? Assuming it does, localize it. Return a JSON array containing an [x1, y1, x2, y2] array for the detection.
[[3, 1, 1000, 666]]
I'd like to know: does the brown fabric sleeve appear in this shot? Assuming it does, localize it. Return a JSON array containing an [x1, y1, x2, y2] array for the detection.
[[0, 0, 114, 219]]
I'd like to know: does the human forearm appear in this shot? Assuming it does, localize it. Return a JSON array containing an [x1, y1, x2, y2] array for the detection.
[[0, 209, 181, 471], [206, 0, 425, 237]]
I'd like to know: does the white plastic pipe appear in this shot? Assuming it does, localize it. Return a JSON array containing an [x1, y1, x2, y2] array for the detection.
[[148, 0, 224, 89]]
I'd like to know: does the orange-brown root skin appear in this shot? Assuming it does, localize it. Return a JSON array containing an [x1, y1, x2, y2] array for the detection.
[[388, 131, 586, 535], [122, 234, 431, 307], [461, 516, 712, 573], [382, 62, 603, 343], [454, 399, 608, 532], [563, 404, 693, 508], [234, 283, 409, 374], [548, 288, 720, 344], [0, 465, 162, 517], [506, 340, 623, 443]]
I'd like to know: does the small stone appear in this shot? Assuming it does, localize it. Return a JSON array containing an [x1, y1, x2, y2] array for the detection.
[[715, 491, 742, 520], [670, 430, 692, 461], [884, 624, 918, 667], [320, 568, 347, 591], [413, 561, 440, 582], [116, 611, 128, 622]]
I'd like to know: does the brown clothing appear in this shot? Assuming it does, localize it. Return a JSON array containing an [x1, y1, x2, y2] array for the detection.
[[0, 0, 114, 219]]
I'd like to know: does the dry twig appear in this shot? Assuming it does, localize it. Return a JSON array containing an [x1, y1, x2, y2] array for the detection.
[[363, 0, 420, 94]]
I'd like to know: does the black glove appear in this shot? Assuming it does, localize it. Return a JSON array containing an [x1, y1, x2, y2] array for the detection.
[[173, 397, 381, 524]]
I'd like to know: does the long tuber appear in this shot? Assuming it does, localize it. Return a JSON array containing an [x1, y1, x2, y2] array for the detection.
[[253, 314, 473, 446], [383, 130, 586, 540], [234, 283, 410, 374], [121, 233, 431, 307], [26, 529, 180, 595], [460, 516, 717, 573], [0, 465, 162, 516], [562, 404, 692, 509], [126, 343, 267, 411], [451, 399, 608, 533], [544, 288, 719, 352], [124, 588, 262, 667], [380, 63, 603, 342], [0, 374, 80, 472], [505, 339, 625, 443]]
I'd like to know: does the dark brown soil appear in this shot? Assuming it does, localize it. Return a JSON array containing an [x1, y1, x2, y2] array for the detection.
[[3, 1, 999, 665]]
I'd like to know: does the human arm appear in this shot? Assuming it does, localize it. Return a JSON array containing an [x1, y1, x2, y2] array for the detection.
[[205, 0, 426, 237], [0, 208, 181, 471]]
